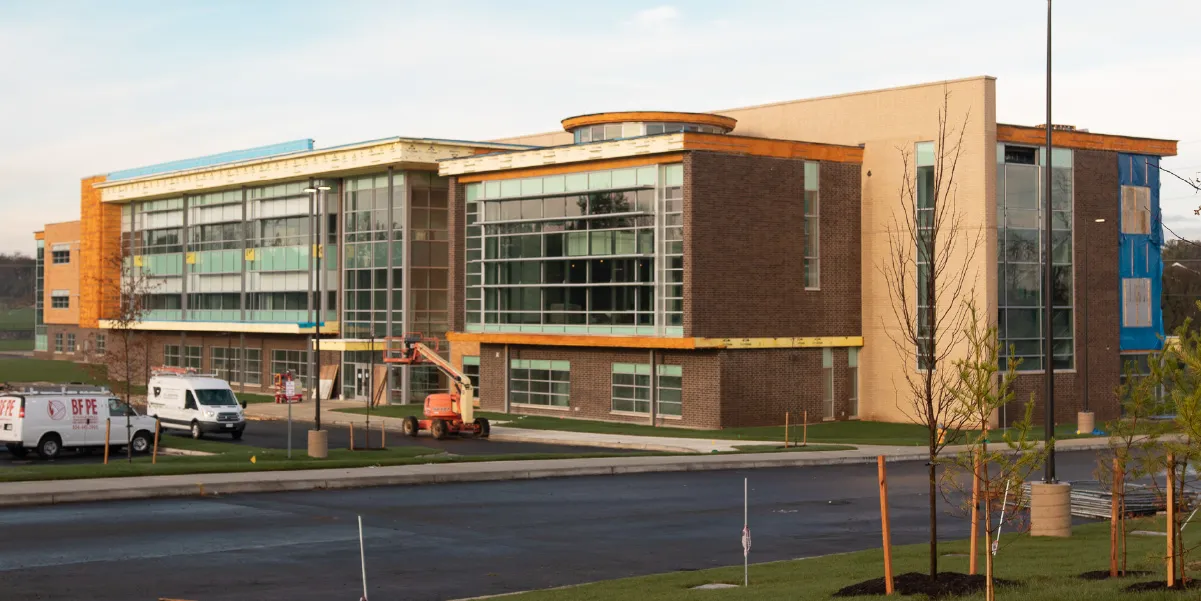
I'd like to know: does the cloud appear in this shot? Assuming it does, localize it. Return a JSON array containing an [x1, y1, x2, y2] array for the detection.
[[628, 6, 680, 27]]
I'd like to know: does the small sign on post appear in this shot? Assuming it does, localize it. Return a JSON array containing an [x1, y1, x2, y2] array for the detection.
[[742, 477, 751, 587]]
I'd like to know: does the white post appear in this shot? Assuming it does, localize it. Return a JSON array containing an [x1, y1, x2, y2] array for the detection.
[[358, 515, 368, 601], [287, 379, 293, 460], [744, 477, 749, 587]]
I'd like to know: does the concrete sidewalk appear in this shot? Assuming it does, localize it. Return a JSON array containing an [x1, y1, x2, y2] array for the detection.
[[244, 399, 781, 452], [0, 436, 1118, 507]]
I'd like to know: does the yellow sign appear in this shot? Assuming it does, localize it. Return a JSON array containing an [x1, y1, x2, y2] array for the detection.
[[133, 256, 143, 267], [312, 244, 324, 259], [244, 248, 256, 261], [185, 252, 197, 265]]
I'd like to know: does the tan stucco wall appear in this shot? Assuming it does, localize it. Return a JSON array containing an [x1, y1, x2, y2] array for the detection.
[[43, 220, 83, 326], [718, 77, 998, 423]]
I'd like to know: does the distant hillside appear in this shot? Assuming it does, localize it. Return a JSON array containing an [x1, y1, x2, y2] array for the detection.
[[0, 253, 34, 310]]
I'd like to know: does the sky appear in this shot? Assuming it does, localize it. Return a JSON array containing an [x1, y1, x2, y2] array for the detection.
[[2, 0, 1200, 255]]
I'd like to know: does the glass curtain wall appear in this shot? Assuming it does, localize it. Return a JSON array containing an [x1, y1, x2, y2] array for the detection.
[[34, 239, 46, 351], [996, 144, 1074, 371], [464, 163, 682, 336]]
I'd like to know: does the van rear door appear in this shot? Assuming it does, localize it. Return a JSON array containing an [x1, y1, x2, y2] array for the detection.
[[0, 396, 22, 443]]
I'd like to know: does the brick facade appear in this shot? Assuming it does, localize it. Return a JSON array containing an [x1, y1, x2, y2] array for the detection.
[[473, 343, 857, 429], [684, 152, 862, 338]]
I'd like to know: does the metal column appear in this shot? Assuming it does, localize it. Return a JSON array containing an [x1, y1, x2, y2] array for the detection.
[[386, 168, 396, 402]]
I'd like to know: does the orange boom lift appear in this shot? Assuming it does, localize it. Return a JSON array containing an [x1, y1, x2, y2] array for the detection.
[[384, 334, 489, 440]]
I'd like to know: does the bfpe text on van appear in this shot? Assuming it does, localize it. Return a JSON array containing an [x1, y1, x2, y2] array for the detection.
[[0, 385, 157, 459]]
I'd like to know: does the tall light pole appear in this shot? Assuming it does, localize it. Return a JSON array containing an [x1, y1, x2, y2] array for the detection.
[[305, 185, 331, 457], [1042, 0, 1056, 484]]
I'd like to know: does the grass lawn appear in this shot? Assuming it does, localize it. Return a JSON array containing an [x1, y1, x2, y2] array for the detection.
[[0, 340, 33, 351], [0, 307, 33, 330], [336, 406, 1099, 447], [0, 433, 658, 483], [0, 357, 105, 384], [502, 518, 1185, 601], [237, 392, 277, 404]]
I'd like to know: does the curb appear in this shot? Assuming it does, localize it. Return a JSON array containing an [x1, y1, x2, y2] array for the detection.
[[0, 450, 935, 507]]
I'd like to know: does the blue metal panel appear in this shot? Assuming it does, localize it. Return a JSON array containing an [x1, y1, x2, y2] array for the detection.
[[1118, 153, 1163, 351], [106, 139, 315, 181]]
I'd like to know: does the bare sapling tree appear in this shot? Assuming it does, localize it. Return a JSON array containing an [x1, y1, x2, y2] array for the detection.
[[879, 88, 983, 579], [1100, 356, 1173, 577], [940, 302, 1045, 601], [1150, 313, 1201, 586], [99, 253, 157, 462]]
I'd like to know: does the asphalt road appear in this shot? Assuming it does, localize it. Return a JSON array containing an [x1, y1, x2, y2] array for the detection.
[[0, 418, 634, 466], [0, 451, 1106, 601]]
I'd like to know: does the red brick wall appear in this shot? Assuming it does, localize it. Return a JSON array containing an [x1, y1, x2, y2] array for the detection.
[[719, 347, 855, 427], [476, 344, 723, 429], [684, 152, 862, 339]]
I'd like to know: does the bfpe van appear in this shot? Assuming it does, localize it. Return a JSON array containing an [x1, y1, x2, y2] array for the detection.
[[0, 385, 158, 459], [146, 368, 246, 439]]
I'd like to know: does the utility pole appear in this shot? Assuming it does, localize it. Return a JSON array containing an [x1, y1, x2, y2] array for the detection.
[[1042, 0, 1056, 484]]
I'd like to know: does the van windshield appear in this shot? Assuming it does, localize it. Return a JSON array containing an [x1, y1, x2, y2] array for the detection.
[[195, 389, 239, 406]]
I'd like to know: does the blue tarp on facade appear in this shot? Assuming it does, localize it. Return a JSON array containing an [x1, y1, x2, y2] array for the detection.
[[1118, 153, 1164, 351], [106, 139, 315, 181]]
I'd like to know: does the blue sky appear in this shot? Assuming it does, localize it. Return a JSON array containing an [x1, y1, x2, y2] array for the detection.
[[2, 0, 1199, 254]]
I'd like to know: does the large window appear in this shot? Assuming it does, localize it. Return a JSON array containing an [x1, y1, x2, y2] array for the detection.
[[610, 363, 683, 416], [997, 144, 1074, 371], [462, 356, 481, 400], [509, 359, 570, 407], [51, 246, 70, 264], [50, 290, 69, 309], [272, 349, 311, 387], [916, 142, 935, 371], [466, 164, 680, 335], [185, 345, 202, 370], [822, 348, 834, 419], [66, 333, 75, 353], [95, 334, 106, 354], [804, 161, 820, 289], [848, 348, 859, 418], [211, 347, 262, 385], [142, 227, 184, 255], [343, 173, 398, 339], [164, 344, 181, 367], [1122, 278, 1152, 328], [572, 122, 727, 143], [54, 332, 63, 353], [189, 222, 243, 251]]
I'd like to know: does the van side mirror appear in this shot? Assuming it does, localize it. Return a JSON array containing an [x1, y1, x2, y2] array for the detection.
[[240, 400, 247, 409]]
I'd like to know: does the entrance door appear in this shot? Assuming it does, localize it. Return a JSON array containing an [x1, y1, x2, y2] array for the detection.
[[354, 365, 372, 400]]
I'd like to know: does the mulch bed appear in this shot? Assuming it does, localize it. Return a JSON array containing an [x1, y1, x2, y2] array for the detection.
[[832, 572, 1019, 598], [1078, 570, 1153, 580], [1124, 580, 1201, 593]]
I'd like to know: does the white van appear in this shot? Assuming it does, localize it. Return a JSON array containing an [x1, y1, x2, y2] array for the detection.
[[145, 370, 246, 440], [0, 385, 158, 459]]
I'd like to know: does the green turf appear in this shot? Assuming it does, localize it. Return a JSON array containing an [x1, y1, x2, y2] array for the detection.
[[501, 518, 1185, 601], [0, 308, 33, 331], [0, 357, 106, 384], [335, 407, 1099, 447], [0, 340, 34, 351]]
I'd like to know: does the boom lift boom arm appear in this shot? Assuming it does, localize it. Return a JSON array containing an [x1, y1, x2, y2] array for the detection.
[[386, 335, 476, 423]]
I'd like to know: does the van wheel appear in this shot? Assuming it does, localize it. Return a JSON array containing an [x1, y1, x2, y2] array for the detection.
[[402, 416, 419, 437], [37, 434, 62, 460], [6, 443, 28, 458], [431, 419, 448, 440], [191, 421, 203, 440], [130, 431, 152, 454]]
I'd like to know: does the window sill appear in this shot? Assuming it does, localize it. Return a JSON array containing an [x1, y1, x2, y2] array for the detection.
[[512, 403, 570, 412], [610, 410, 648, 418], [655, 414, 683, 421]]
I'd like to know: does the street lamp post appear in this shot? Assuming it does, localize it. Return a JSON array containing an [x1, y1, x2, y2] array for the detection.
[[1042, 0, 1056, 484], [305, 184, 332, 458]]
